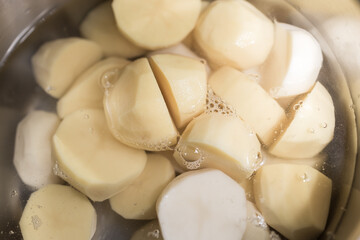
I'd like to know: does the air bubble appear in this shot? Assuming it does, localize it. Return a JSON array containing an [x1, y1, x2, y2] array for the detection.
[[100, 68, 122, 90], [31, 215, 42, 230], [9, 230, 14, 235], [53, 163, 68, 179], [10, 190, 18, 198], [147, 229, 161, 239], [299, 173, 310, 183], [252, 152, 263, 170], [320, 122, 328, 128], [176, 144, 204, 170]]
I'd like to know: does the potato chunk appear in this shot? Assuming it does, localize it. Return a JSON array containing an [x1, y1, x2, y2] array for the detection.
[[269, 82, 335, 158], [149, 54, 207, 129], [57, 57, 129, 118], [32, 37, 103, 98], [110, 153, 175, 220], [104, 58, 178, 151], [209, 66, 286, 146], [20, 184, 96, 240], [53, 109, 147, 201], [253, 164, 332, 240], [112, 0, 201, 50], [174, 113, 261, 182], [157, 169, 247, 240], [194, 0, 274, 70], [80, 2, 146, 58]]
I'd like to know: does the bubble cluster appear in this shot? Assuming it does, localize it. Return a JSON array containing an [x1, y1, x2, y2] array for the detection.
[[206, 89, 236, 116], [248, 212, 268, 229], [293, 100, 304, 111], [31, 215, 42, 230], [53, 162, 68, 179]]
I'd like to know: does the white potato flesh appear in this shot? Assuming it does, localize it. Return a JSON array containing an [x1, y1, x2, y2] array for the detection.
[[80, 2, 146, 58], [20, 184, 96, 240], [131, 220, 163, 240], [57, 57, 129, 118], [32, 37, 103, 98], [13, 111, 61, 189], [253, 164, 332, 240], [149, 54, 207, 129], [157, 169, 247, 240], [104, 58, 178, 151], [260, 22, 323, 99], [209, 66, 286, 146], [269, 82, 335, 158], [243, 201, 271, 240], [194, 0, 274, 70], [112, 0, 201, 50], [110, 153, 175, 220], [53, 109, 147, 201], [174, 113, 262, 182]]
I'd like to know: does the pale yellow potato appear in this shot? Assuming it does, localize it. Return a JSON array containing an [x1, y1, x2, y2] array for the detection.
[[269, 82, 335, 158], [131, 220, 163, 240], [52, 109, 147, 201], [20, 184, 96, 240], [194, 0, 274, 70], [104, 58, 178, 151], [243, 201, 271, 240], [80, 1, 146, 58], [149, 54, 207, 129], [32, 37, 103, 98], [110, 153, 175, 220], [112, 0, 201, 50], [57, 57, 129, 118], [253, 164, 332, 240], [209, 66, 286, 146], [174, 113, 261, 182]]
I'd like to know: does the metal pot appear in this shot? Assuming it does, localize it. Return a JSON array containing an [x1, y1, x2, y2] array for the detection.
[[0, 0, 359, 239]]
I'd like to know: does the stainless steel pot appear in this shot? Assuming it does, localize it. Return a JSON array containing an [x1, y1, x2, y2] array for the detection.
[[0, 0, 359, 239]]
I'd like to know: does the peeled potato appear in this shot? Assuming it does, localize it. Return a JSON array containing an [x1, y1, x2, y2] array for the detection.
[[194, 0, 274, 70], [53, 109, 147, 201], [209, 66, 286, 146], [149, 54, 207, 129], [57, 57, 129, 118], [20, 184, 96, 240], [80, 1, 146, 58], [131, 220, 163, 240], [174, 113, 261, 182], [253, 164, 332, 240], [110, 153, 175, 220], [104, 58, 178, 151], [13, 111, 61, 189], [243, 201, 271, 240], [32, 37, 103, 98], [157, 169, 247, 240], [269, 82, 335, 158], [112, 0, 201, 50], [260, 22, 323, 99]]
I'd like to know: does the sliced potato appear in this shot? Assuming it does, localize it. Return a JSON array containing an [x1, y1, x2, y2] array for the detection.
[[174, 113, 261, 182], [131, 220, 163, 240], [80, 1, 146, 58], [104, 58, 178, 151], [149, 54, 207, 129], [112, 0, 201, 50], [20, 184, 96, 240], [243, 201, 271, 240], [53, 109, 147, 201], [269, 82, 335, 158], [253, 164, 332, 240], [194, 0, 274, 70], [13, 111, 61, 189], [110, 153, 175, 220], [209, 66, 286, 146], [57, 57, 129, 118], [32, 37, 103, 98], [157, 169, 247, 240]]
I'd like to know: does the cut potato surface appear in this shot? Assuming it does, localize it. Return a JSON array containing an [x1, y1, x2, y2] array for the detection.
[[57, 57, 129, 118], [80, 1, 146, 58], [260, 22, 323, 99], [174, 113, 262, 182], [104, 58, 178, 151], [243, 201, 271, 240], [254, 164, 332, 240], [20, 184, 96, 240], [194, 0, 274, 70], [149, 54, 207, 129], [53, 109, 147, 201], [112, 0, 201, 50], [110, 153, 175, 220], [131, 220, 163, 240], [32, 37, 103, 98], [157, 169, 247, 240], [209, 66, 286, 146], [13, 111, 61, 189], [269, 82, 335, 158]]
